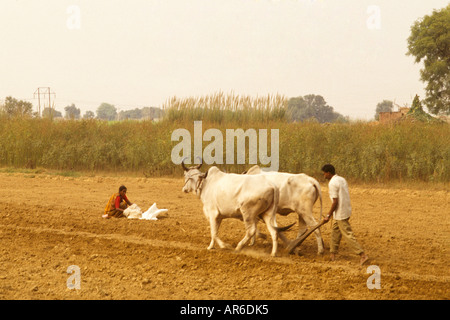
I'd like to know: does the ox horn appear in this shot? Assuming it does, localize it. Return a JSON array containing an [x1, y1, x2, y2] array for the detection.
[[181, 158, 189, 171], [194, 156, 203, 170]]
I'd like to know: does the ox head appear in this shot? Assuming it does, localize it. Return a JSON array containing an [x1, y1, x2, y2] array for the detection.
[[181, 158, 208, 195]]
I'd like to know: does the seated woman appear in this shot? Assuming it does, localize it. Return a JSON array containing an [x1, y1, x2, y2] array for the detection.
[[103, 185, 133, 218]]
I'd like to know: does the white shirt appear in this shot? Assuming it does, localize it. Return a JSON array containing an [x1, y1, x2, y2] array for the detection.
[[328, 174, 352, 220]]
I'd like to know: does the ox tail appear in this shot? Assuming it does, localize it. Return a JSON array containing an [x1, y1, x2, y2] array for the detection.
[[310, 177, 323, 221], [268, 186, 295, 233], [274, 222, 296, 233]]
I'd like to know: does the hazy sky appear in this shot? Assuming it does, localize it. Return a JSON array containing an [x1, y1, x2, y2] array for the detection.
[[0, 0, 448, 120]]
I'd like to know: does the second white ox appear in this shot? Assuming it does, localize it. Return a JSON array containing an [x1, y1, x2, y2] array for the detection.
[[244, 165, 324, 254], [182, 162, 291, 257]]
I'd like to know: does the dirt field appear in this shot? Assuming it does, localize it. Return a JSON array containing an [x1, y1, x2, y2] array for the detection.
[[0, 171, 448, 300]]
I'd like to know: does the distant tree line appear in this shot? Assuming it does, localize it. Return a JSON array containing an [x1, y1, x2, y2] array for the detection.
[[96, 103, 164, 121], [1, 94, 349, 123], [60, 102, 165, 121], [0, 98, 165, 121], [0, 94, 377, 123], [0, 94, 438, 124], [0, 96, 34, 118]]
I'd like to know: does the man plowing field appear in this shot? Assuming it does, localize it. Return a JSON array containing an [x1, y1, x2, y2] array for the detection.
[[321, 164, 369, 266]]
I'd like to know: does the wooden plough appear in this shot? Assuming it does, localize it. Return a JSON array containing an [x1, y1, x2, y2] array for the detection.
[[286, 220, 326, 254]]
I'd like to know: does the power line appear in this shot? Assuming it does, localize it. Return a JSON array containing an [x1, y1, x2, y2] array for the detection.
[[33, 87, 56, 117]]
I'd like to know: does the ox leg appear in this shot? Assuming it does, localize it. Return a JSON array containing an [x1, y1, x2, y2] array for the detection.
[[260, 216, 289, 247], [249, 225, 267, 246], [287, 215, 309, 255], [273, 230, 289, 248], [207, 216, 219, 250], [301, 213, 324, 254], [208, 215, 231, 250], [296, 215, 308, 239], [261, 214, 279, 257], [277, 229, 290, 247], [256, 215, 287, 250], [235, 218, 257, 252], [249, 230, 256, 246]]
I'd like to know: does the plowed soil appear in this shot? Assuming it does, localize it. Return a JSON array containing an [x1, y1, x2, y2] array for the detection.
[[0, 172, 448, 300]]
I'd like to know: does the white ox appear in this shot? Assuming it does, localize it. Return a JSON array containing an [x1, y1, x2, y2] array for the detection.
[[182, 162, 291, 257], [244, 165, 324, 254]]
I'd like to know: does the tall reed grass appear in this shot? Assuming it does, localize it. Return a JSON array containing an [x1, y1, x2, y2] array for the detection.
[[163, 92, 287, 124], [0, 93, 448, 182]]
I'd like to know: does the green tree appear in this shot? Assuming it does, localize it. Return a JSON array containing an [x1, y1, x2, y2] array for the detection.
[[119, 108, 142, 120], [42, 107, 62, 119], [96, 103, 117, 121], [374, 100, 393, 120], [141, 106, 164, 120], [83, 110, 95, 119], [64, 104, 81, 119], [406, 95, 439, 122], [407, 5, 450, 115], [287, 94, 346, 123], [1, 96, 33, 118]]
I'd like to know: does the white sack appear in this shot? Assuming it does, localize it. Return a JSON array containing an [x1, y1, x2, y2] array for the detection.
[[141, 202, 168, 220], [123, 203, 142, 219], [123, 203, 168, 220]]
